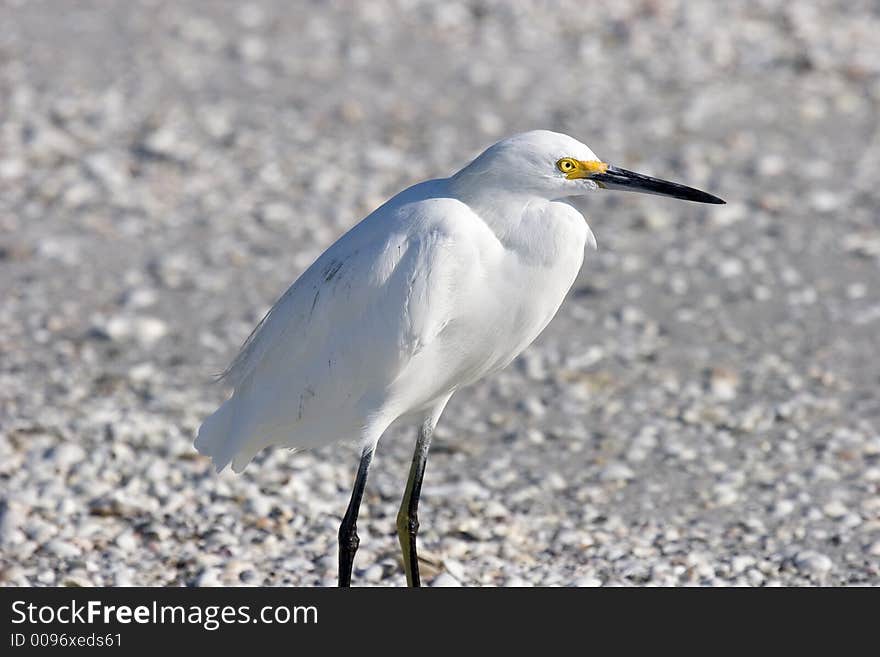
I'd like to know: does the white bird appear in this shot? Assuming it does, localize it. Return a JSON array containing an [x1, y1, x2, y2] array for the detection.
[[195, 130, 723, 586]]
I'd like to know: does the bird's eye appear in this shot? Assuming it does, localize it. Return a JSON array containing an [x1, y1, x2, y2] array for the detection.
[[557, 158, 577, 174]]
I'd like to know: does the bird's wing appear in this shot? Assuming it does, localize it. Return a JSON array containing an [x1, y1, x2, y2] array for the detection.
[[199, 194, 488, 471], [221, 195, 482, 406]]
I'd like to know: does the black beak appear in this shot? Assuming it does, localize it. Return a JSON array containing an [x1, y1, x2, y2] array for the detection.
[[591, 165, 725, 204]]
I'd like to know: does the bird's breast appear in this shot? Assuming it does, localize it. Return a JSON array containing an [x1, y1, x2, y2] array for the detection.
[[446, 229, 587, 385], [384, 195, 591, 413]]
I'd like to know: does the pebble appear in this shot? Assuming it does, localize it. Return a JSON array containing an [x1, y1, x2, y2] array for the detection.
[[115, 531, 139, 551], [98, 315, 168, 346], [37, 570, 57, 584], [46, 539, 82, 559], [362, 564, 384, 583], [794, 551, 834, 577], [773, 499, 796, 517], [431, 573, 462, 587], [573, 576, 603, 587], [53, 443, 86, 469], [822, 500, 848, 519], [194, 568, 224, 587], [710, 368, 739, 401], [746, 569, 765, 586], [717, 258, 744, 278], [442, 559, 467, 581], [599, 463, 635, 483]]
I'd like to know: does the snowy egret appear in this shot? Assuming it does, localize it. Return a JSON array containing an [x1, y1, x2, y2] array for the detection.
[[195, 130, 724, 586]]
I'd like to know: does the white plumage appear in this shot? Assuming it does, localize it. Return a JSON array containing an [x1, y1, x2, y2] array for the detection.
[[196, 131, 599, 472]]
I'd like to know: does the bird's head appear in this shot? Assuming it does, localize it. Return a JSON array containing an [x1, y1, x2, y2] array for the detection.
[[452, 130, 724, 205]]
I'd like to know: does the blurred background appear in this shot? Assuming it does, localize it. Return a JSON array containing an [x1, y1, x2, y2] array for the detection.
[[1, 0, 878, 586]]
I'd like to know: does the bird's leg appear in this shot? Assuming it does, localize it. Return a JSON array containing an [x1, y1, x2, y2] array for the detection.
[[338, 446, 374, 587], [397, 421, 434, 587]]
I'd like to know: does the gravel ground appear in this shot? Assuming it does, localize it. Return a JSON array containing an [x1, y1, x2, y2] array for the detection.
[[2, 0, 879, 587]]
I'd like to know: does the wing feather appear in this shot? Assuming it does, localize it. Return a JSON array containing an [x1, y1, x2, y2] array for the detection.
[[197, 192, 486, 471]]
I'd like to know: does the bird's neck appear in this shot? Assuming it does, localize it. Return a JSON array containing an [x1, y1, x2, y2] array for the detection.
[[448, 177, 541, 242]]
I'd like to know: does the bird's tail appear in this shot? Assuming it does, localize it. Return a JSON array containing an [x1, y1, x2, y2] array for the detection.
[[194, 397, 240, 473]]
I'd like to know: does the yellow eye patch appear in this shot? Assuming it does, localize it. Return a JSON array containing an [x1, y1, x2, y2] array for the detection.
[[556, 158, 609, 179]]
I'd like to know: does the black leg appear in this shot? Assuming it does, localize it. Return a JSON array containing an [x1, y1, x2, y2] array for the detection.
[[397, 421, 433, 587], [338, 446, 374, 587]]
